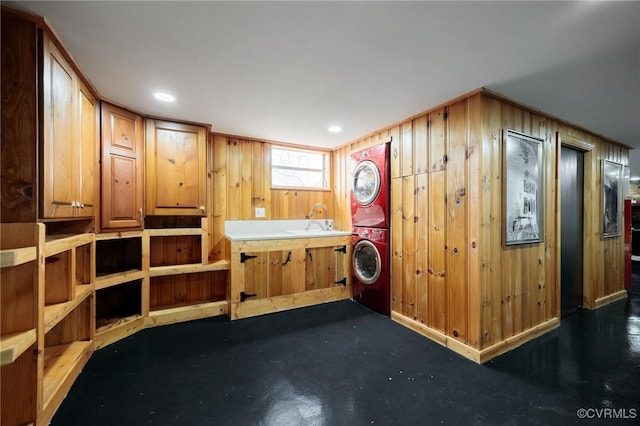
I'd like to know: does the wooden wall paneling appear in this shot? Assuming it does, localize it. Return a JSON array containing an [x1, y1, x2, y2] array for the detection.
[[212, 135, 227, 260], [251, 141, 265, 218], [415, 173, 429, 325], [333, 146, 351, 230], [402, 175, 416, 319], [401, 121, 413, 177], [262, 142, 273, 219], [413, 115, 428, 175], [1, 10, 38, 222], [227, 138, 242, 220], [241, 139, 253, 220], [429, 109, 447, 172], [391, 177, 403, 314], [542, 120, 557, 321], [466, 95, 482, 348], [594, 141, 604, 303], [390, 125, 401, 179], [485, 96, 504, 346], [428, 170, 446, 332], [531, 114, 546, 327], [445, 100, 468, 343]]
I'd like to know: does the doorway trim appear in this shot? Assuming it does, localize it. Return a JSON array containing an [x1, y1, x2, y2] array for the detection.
[[556, 133, 594, 315]]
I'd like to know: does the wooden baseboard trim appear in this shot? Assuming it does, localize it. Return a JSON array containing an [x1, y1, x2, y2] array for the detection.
[[391, 311, 560, 364], [145, 301, 229, 327], [594, 290, 627, 308], [477, 318, 559, 363], [231, 286, 352, 320]]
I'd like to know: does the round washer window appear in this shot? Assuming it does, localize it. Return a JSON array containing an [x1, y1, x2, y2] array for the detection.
[[353, 240, 381, 285], [352, 160, 381, 206]]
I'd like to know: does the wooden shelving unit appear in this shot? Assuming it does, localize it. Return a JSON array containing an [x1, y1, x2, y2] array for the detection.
[[94, 232, 144, 349], [40, 231, 95, 425], [143, 218, 229, 328], [0, 223, 43, 425]]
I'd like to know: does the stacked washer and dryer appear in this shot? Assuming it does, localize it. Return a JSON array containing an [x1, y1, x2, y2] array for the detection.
[[350, 143, 391, 316]]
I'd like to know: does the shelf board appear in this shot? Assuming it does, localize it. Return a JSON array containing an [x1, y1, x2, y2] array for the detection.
[[149, 259, 230, 277], [44, 285, 93, 333], [96, 230, 143, 241], [44, 233, 94, 257], [95, 315, 144, 350], [0, 246, 37, 268], [144, 228, 202, 237], [0, 329, 37, 366], [96, 314, 142, 334], [147, 300, 229, 327], [42, 341, 92, 412], [96, 269, 145, 290]]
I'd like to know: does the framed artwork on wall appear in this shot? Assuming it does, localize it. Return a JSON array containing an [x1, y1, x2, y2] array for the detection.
[[602, 159, 622, 238], [503, 129, 544, 246]]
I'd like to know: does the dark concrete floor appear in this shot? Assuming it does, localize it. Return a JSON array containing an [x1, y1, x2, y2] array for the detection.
[[51, 263, 640, 425]]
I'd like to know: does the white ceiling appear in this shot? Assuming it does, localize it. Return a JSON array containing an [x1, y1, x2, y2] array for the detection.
[[7, 1, 640, 155]]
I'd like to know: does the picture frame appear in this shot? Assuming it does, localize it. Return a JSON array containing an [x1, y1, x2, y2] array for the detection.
[[503, 129, 544, 246], [602, 159, 622, 238]]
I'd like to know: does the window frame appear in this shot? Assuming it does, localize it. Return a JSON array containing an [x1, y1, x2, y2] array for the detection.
[[270, 145, 331, 191]]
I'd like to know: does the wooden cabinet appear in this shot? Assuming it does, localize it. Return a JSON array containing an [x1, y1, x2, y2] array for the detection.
[[145, 120, 207, 216], [41, 35, 98, 219], [229, 236, 352, 319], [101, 104, 144, 229]]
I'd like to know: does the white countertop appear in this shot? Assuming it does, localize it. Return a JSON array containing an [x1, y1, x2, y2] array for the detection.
[[225, 220, 352, 241]]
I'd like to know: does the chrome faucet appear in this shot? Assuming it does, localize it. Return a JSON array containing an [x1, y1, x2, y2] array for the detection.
[[307, 202, 331, 230]]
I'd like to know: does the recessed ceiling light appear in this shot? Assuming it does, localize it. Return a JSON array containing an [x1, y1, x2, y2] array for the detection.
[[328, 125, 342, 133], [154, 92, 175, 102]]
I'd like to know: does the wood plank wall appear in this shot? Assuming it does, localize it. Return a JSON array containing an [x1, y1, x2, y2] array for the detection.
[[333, 90, 629, 356], [209, 134, 333, 261]]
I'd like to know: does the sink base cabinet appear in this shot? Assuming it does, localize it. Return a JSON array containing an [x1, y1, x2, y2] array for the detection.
[[229, 236, 352, 319]]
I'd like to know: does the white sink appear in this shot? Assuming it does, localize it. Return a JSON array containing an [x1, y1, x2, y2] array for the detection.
[[224, 219, 351, 241], [286, 229, 332, 235]]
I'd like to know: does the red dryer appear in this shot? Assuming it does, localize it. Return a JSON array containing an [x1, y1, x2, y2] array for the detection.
[[352, 227, 390, 316], [351, 143, 390, 229]]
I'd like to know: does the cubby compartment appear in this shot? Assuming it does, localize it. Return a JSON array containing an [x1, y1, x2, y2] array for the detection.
[[149, 271, 226, 311], [43, 234, 95, 334], [45, 250, 73, 306], [150, 234, 202, 267], [43, 296, 92, 417], [96, 280, 143, 333], [96, 237, 142, 276]]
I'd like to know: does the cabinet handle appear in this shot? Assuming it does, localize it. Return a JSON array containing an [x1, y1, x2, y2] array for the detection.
[[139, 208, 144, 224], [199, 205, 206, 214], [80, 203, 85, 209]]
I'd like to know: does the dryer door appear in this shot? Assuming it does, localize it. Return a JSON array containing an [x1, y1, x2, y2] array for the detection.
[[353, 239, 382, 285], [352, 160, 381, 206]]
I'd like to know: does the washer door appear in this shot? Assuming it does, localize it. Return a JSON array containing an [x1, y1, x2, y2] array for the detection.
[[353, 240, 381, 285], [352, 160, 381, 206]]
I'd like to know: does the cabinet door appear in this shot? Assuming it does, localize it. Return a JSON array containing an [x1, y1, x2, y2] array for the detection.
[[305, 246, 340, 291], [268, 249, 305, 296], [101, 104, 144, 228], [41, 37, 76, 218], [76, 83, 98, 217], [145, 120, 206, 216]]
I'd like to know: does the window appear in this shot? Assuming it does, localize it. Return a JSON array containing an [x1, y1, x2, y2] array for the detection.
[[271, 146, 330, 190]]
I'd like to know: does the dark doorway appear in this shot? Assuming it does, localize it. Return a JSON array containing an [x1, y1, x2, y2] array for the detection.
[[560, 146, 584, 317]]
